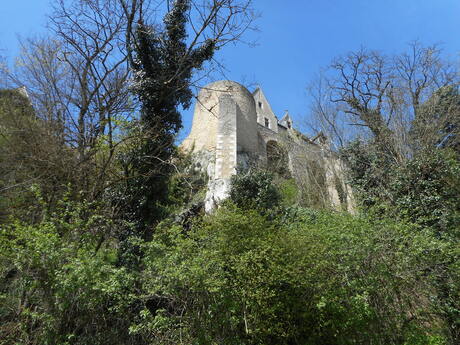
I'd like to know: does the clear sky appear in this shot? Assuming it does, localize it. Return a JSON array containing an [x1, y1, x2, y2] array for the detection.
[[1, 0, 460, 139]]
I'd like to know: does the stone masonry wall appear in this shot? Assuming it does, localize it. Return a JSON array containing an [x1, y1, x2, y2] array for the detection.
[[181, 80, 354, 212]]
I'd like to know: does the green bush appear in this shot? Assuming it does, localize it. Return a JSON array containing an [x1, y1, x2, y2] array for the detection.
[[0, 198, 140, 345], [341, 144, 460, 343], [229, 169, 281, 211], [388, 149, 460, 238], [277, 178, 299, 207], [342, 142, 460, 238], [340, 139, 394, 209], [137, 204, 450, 345]]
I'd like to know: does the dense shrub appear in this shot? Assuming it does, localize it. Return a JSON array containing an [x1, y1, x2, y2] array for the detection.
[[229, 169, 281, 211], [342, 143, 460, 238], [277, 178, 299, 206], [340, 139, 394, 209], [0, 90, 78, 223], [388, 149, 460, 238], [136, 204, 451, 345], [0, 197, 140, 345], [342, 143, 460, 343]]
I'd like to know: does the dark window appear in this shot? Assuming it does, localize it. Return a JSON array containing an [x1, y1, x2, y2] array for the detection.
[[287, 121, 291, 129], [258, 101, 263, 108], [264, 117, 269, 128]]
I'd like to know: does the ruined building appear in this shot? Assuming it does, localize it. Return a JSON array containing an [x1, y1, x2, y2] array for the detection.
[[181, 80, 353, 212]]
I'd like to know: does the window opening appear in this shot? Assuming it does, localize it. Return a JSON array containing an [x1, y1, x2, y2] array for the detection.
[[264, 117, 269, 128]]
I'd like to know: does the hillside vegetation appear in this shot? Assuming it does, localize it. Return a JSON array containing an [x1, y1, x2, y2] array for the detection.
[[0, 1, 459, 344]]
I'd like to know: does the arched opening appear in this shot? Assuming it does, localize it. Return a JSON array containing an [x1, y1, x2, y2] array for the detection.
[[266, 140, 290, 178]]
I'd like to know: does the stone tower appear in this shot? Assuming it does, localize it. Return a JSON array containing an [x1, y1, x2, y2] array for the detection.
[[181, 80, 354, 212], [182, 80, 261, 211]]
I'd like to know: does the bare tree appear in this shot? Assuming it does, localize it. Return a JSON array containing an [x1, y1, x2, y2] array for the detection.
[[48, 0, 134, 150], [394, 42, 459, 151], [1, 0, 256, 201], [309, 43, 459, 161]]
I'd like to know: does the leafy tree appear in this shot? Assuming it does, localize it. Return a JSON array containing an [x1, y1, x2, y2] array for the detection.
[[0, 196, 139, 345], [116, 0, 256, 248], [387, 150, 460, 343], [123, 0, 215, 225], [340, 139, 394, 210], [342, 144, 460, 237], [341, 144, 460, 343], [388, 149, 460, 236], [111, 1, 219, 268]]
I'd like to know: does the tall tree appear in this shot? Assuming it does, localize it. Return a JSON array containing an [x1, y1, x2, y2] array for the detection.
[[309, 42, 459, 159], [1, 0, 255, 211], [119, 0, 218, 243]]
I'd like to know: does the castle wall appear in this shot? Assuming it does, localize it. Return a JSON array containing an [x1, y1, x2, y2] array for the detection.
[[181, 85, 218, 152], [253, 88, 278, 132], [256, 123, 281, 161], [181, 80, 354, 212], [182, 80, 258, 155], [236, 99, 258, 154], [215, 95, 237, 179]]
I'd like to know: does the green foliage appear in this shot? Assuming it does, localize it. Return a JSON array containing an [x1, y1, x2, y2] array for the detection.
[[277, 178, 298, 206], [388, 149, 460, 237], [166, 152, 207, 211], [343, 142, 460, 238], [0, 89, 87, 224], [229, 169, 281, 211], [342, 142, 460, 343], [119, 0, 217, 239], [0, 197, 140, 345], [136, 204, 451, 345], [340, 139, 394, 209], [0, 89, 48, 221]]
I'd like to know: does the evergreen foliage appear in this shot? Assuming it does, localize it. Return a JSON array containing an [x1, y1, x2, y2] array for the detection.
[[342, 143, 460, 342], [126, 0, 215, 228], [342, 144, 460, 237], [115, 0, 216, 263]]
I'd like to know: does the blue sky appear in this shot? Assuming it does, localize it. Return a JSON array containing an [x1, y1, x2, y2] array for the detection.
[[1, 0, 459, 139]]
